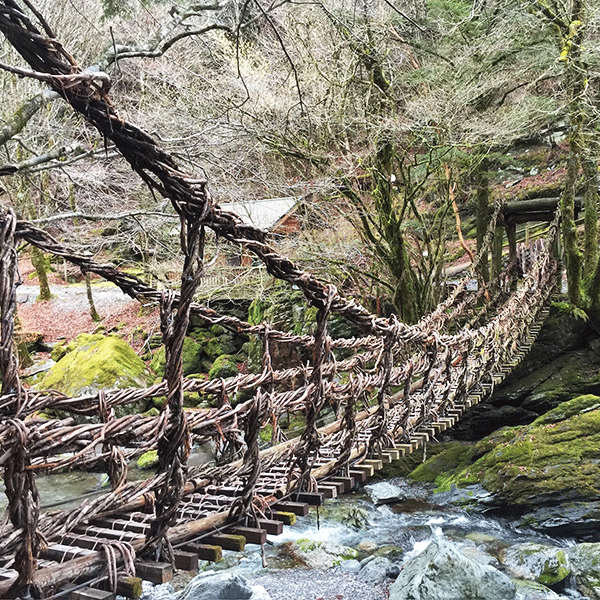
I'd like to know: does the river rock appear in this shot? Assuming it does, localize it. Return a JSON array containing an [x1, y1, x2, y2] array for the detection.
[[566, 543, 600, 599], [388, 535, 515, 600], [512, 578, 570, 600], [357, 556, 393, 585], [282, 539, 358, 569], [519, 500, 600, 541], [499, 543, 570, 586], [178, 572, 270, 600], [365, 481, 406, 505]]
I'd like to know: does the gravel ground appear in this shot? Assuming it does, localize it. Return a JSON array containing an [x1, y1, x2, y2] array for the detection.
[[250, 567, 390, 600]]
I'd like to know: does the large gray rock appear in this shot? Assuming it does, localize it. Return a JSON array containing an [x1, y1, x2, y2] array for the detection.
[[499, 543, 570, 587], [283, 539, 358, 569], [357, 556, 393, 585], [566, 543, 600, 600], [388, 536, 516, 600], [365, 481, 406, 505], [178, 572, 270, 600]]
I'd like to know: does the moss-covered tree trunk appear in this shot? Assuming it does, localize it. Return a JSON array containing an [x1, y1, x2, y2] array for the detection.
[[476, 156, 490, 282], [582, 154, 599, 281], [560, 4, 586, 307], [30, 246, 52, 301]]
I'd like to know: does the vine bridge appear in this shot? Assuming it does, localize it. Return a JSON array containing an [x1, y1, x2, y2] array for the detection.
[[0, 2, 561, 598]]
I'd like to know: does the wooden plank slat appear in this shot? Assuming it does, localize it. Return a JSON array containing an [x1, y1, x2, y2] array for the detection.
[[42, 544, 95, 562], [257, 519, 283, 536], [331, 476, 354, 491], [116, 576, 143, 599], [204, 534, 246, 552], [135, 561, 173, 584], [272, 511, 296, 526], [174, 551, 199, 571], [294, 492, 323, 506], [271, 501, 309, 516], [179, 542, 222, 562], [348, 469, 367, 483], [230, 527, 267, 545], [317, 484, 337, 499]]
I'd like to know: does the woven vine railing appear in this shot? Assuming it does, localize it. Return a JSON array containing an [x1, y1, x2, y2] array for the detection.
[[0, 1, 561, 596]]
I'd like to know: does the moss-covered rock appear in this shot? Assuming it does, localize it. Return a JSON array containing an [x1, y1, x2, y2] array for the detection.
[[435, 395, 600, 507], [500, 543, 570, 586], [39, 333, 153, 398], [284, 539, 358, 569], [208, 354, 239, 380], [137, 449, 159, 470], [567, 543, 600, 600], [150, 336, 204, 377], [408, 441, 475, 483]]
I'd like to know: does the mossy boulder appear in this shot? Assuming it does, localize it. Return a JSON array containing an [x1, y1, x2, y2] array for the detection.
[[435, 395, 600, 508], [408, 441, 475, 483], [150, 336, 204, 377], [136, 450, 159, 470], [208, 354, 239, 380], [567, 543, 600, 599], [39, 333, 153, 398], [500, 543, 570, 586], [284, 539, 358, 569]]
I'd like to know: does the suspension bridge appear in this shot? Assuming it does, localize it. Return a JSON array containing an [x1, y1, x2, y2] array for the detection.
[[0, 2, 561, 597]]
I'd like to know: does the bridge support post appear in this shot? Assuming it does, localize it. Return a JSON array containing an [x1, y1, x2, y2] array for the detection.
[[491, 224, 503, 279], [506, 219, 517, 291], [0, 209, 43, 598]]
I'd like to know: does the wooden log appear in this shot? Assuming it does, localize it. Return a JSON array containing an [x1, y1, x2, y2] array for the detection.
[[204, 534, 246, 552], [230, 527, 267, 545]]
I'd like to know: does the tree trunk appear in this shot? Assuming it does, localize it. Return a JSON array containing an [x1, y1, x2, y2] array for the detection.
[[476, 156, 490, 282], [30, 246, 52, 302], [582, 154, 599, 281]]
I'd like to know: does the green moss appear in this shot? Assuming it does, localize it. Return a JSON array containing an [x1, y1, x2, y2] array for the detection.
[[208, 354, 239, 380], [439, 396, 600, 504], [539, 550, 570, 586], [150, 336, 204, 377], [409, 441, 474, 483], [137, 450, 158, 469], [259, 423, 274, 443], [39, 334, 153, 397], [534, 394, 600, 425]]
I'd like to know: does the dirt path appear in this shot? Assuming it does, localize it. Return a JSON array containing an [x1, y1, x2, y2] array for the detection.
[[16, 260, 160, 351]]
